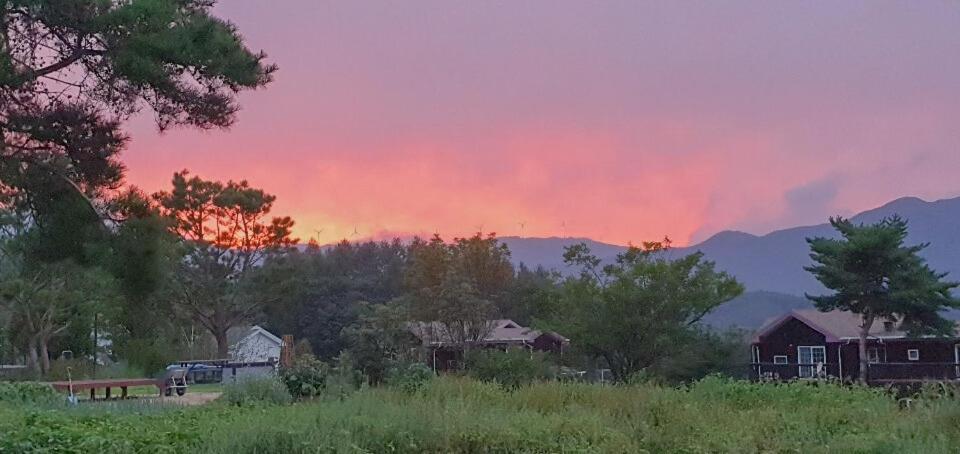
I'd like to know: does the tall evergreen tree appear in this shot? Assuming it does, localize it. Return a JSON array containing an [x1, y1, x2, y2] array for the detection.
[[155, 171, 295, 358], [805, 216, 959, 383], [1, 0, 275, 217]]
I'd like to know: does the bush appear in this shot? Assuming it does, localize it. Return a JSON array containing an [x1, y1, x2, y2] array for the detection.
[[385, 362, 434, 393], [115, 338, 177, 377], [221, 377, 292, 407], [326, 352, 365, 398], [45, 358, 95, 381], [465, 349, 553, 389], [280, 355, 328, 398], [0, 382, 62, 406]]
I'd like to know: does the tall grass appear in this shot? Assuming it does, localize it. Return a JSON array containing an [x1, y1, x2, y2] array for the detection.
[[4, 376, 960, 452]]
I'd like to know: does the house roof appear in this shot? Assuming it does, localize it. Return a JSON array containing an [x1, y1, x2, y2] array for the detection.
[[409, 319, 568, 346], [753, 309, 960, 343], [227, 325, 283, 347]]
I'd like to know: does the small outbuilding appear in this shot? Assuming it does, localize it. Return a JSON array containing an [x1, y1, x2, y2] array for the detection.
[[228, 325, 284, 364]]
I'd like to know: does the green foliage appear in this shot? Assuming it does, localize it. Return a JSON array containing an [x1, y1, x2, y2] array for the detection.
[[280, 356, 329, 399], [806, 216, 960, 335], [500, 263, 560, 326], [1, 0, 274, 187], [324, 352, 365, 398], [807, 216, 960, 382], [0, 382, 61, 406], [547, 240, 744, 381], [465, 349, 553, 389], [647, 328, 750, 383], [385, 362, 434, 394], [112, 337, 177, 377], [7, 376, 960, 452], [221, 377, 292, 407], [0, 258, 120, 374], [255, 239, 409, 360], [342, 300, 418, 384], [405, 233, 515, 346], [154, 171, 296, 357]]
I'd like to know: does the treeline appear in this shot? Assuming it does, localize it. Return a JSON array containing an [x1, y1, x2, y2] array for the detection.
[[251, 234, 748, 384], [0, 172, 749, 384]]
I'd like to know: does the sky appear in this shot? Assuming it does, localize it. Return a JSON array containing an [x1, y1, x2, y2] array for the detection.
[[123, 1, 960, 246]]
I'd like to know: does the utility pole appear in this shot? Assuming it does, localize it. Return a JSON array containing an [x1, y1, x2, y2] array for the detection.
[[92, 313, 98, 379]]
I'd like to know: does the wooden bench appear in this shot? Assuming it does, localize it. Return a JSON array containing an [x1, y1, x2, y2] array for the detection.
[[48, 378, 163, 400]]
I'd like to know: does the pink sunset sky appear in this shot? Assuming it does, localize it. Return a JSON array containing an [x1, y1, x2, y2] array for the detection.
[[123, 1, 960, 246]]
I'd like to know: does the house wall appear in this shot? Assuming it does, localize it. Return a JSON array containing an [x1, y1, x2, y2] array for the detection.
[[844, 339, 960, 381], [531, 335, 564, 354], [756, 318, 827, 363], [754, 318, 840, 379], [756, 317, 960, 382], [231, 332, 281, 363]]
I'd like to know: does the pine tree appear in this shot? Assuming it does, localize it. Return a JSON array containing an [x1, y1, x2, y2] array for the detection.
[[805, 216, 959, 383]]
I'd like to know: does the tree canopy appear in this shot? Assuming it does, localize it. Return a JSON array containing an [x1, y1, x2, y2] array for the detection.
[[1, 0, 275, 218], [806, 216, 959, 382], [546, 240, 743, 381], [404, 233, 515, 350], [154, 171, 295, 358]]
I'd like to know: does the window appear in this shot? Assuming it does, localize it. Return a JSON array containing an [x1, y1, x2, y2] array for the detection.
[[908, 349, 920, 361], [797, 346, 826, 378], [867, 347, 881, 364], [773, 355, 788, 365]]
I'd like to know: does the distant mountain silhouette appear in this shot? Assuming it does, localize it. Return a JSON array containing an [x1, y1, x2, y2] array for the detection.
[[505, 195, 960, 296], [502, 195, 960, 329]]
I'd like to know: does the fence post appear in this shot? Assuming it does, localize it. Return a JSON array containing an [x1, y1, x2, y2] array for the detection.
[[280, 335, 294, 368]]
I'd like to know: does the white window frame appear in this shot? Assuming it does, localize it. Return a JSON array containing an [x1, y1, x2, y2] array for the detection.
[[773, 355, 788, 365], [797, 346, 826, 378], [907, 349, 920, 361], [867, 347, 881, 364]]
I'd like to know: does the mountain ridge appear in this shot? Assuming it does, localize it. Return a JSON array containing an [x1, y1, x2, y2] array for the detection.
[[502, 194, 960, 329], [504, 194, 960, 295]]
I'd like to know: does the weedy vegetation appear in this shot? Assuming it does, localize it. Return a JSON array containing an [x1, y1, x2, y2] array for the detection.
[[2, 376, 960, 453]]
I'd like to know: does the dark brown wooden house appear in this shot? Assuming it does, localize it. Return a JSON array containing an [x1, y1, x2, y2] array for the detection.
[[751, 309, 960, 384], [408, 319, 569, 371]]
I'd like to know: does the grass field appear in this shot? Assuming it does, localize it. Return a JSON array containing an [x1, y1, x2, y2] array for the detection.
[[3, 376, 960, 453]]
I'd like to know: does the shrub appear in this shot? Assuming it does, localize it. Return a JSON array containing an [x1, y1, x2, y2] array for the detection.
[[221, 377, 292, 407], [115, 338, 177, 377], [326, 352, 365, 398], [0, 382, 62, 406], [385, 362, 434, 393], [45, 358, 95, 381], [280, 355, 328, 398], [465, 349, 553, 389]]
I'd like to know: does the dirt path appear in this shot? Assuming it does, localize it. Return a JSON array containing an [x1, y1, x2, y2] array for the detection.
[[159, 392, 221, 406]]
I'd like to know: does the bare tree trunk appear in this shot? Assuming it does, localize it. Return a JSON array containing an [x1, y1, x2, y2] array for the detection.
[[215, 329, 230, 360], [858, 313, 875, 385], [40, 339, 50, 375], [26, 337, 40, 375]]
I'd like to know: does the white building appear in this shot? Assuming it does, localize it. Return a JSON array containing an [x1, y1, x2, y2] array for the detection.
[[228, 325, 283, 363]]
